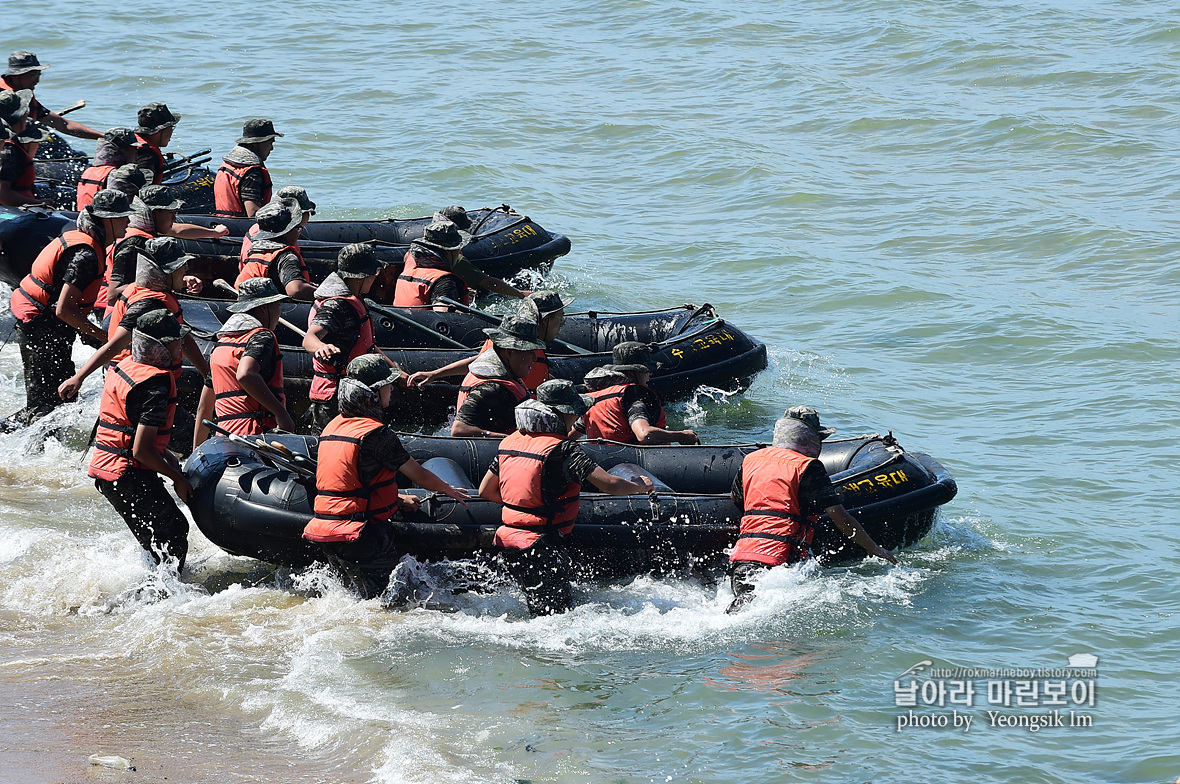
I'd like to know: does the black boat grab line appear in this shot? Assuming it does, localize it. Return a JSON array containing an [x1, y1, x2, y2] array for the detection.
[[184, 432, 956, 569], [435, 296, 593, 356], [468, 203, 514, 237], [364, 299, 470, 349]]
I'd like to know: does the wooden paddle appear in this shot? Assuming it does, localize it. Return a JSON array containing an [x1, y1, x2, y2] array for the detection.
[[437, 296, 593, 355], [212, 279, 308, 338], [57, 100, 85, 116], [201, 419, 314, 478]]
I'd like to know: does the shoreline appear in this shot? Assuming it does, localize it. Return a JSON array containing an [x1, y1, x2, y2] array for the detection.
[[0, 670, 365, 784]]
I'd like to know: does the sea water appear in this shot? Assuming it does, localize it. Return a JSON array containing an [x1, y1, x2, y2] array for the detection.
[[1, 1, 1177, 781]]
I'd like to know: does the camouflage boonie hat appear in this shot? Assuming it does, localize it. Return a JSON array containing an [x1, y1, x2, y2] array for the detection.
[[610, 341, 655, 373], [137, 184, 184, 211], [136, 102, 181, 135], [583, 365, 627, 391], [237, 118, 283, 144], [251, 198, 302, 241], [483, 314, 546, 352], [275, 185, 315, 213], [336, 242, 380, 278], [103, 127, 138, 147], [535, 379, 593, 416], [88, 188, 137, 219], [0, 89, 31, 123], [136, 308, 190, 343], [413, 220, 467, 252], [432, 205, 471, 231], [771, 417, 822, 458], [228, 277, 288, 313], [13, 120, 49, 144], [514, 398, 565, 436], [5, 51, 48, 77], [527, 290, 574, 318], [346, 354, 401, 390], [784, 405, 836, 440], [107, 163, 147, 194], [144, 236, 195, 273]]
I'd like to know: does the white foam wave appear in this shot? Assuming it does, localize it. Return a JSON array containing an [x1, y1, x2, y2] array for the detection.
[[0, 525, 35, 563], [677, 384, 743, 427], [0, 521, 213, 617], [755, 344, 849, 406], [362, 553, 926, 658]]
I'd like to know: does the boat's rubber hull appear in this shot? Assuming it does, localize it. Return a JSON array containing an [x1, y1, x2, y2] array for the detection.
[[180, 301, 769, 424], [184, 433, 957, 575], [1, 205, 569, 287]]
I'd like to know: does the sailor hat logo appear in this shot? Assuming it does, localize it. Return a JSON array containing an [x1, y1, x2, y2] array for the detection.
[[1067, 653, 1098, 668]]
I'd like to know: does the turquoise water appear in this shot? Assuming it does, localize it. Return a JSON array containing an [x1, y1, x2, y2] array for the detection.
[[2, 1, 1178, 781]]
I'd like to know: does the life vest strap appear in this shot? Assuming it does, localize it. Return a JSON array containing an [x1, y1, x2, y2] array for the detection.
[[93, 442, 133, 459], [309, 510, 369, 522], [501, 495, 577, 518], [111, 365, 139, 387], [318, 487, 371, 499], [736, 531, 805, 545], [97, 418, 136, 435], [28, 274, 55, 293], [319, 434, 363, 445], [14, 285, 49, 312], [368, 500, 400, 517], [742, 508, 809, 525], [398, 274, 438, 286], [499, 449, 547, 462]]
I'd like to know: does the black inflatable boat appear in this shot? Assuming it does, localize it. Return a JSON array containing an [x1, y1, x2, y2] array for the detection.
[[32, 131, 215, 212], [185, 431, 957, 575], [179, 300, 769, 424], [0, 206, 70, 286], [171, 204, 571, 280], [32, 133, 89, 205], [0, 203, 570, 286]]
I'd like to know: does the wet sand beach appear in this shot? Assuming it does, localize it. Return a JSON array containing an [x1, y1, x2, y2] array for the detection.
[[1, 660, 362, 783], [3, 0, 1180, 781]]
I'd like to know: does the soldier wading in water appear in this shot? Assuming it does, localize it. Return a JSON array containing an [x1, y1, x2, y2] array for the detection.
[[727, 407, 897, 613]]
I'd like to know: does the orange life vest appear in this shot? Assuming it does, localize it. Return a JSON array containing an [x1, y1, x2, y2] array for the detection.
[[391, 250, 471, 307], [75, 163, 116, 209], [0, 78, 45, 120], [10, 230, 106, 323], [475, 337, 548, 393], [107, 286, 184, 379], [96, 225, 155, 311], [135, 134, 165, 184], [455, 370, 529, 416], [2, 138, 37, 198], [302, 415, 401, 543], [582, 383, 666, 443], [308, 295, 375, 402], [213, 159, 273, 218], [493, 431, 581, 550], [209, 327, 285, 436], [238, 223, 260, 267], [88, 357, 177, 481], [234, 243, 308, 289], [729, 447, 820, 567]]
